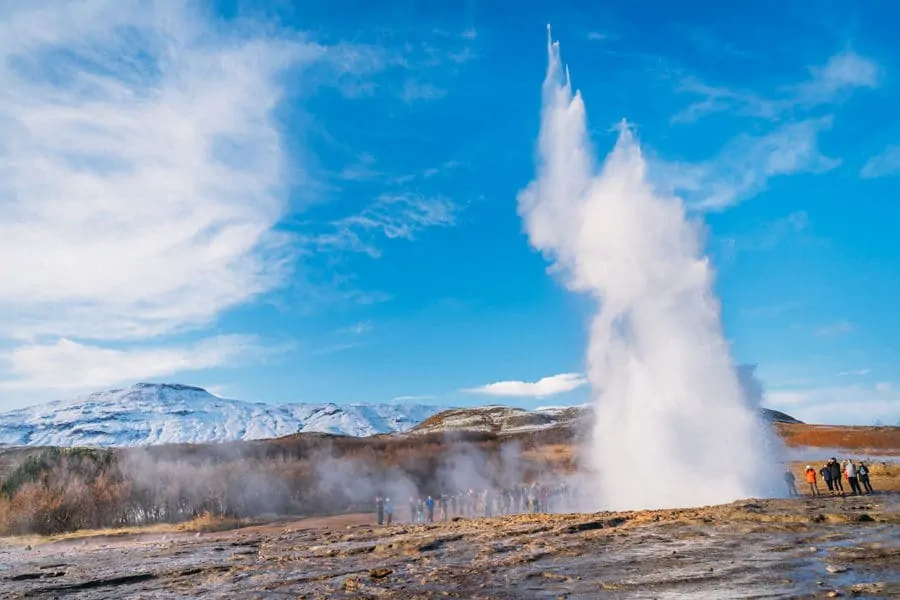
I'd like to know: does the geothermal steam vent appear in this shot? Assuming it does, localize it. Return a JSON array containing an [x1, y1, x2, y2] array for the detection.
[[516, 29, 783, 511]]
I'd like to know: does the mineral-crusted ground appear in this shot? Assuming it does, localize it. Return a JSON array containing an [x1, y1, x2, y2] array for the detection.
[[2, 493, 898, 599]]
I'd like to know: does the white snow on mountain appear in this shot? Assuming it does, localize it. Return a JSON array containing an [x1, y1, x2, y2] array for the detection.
[[0, 383, 450, 447]]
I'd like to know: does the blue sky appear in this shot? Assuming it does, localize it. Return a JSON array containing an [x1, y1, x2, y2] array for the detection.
[[0, 0, 898, 425]]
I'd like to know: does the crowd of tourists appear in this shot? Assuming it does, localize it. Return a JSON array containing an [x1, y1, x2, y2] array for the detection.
[[783, 457, 875, 497], [373, 483, 573, 525]]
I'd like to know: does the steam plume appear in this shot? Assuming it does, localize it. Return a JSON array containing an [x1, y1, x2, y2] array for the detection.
[[518, 28, 782, 510]]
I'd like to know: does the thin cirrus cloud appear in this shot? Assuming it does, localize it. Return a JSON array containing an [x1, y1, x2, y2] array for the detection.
[[401, 80, 448, 103], [814, 319, 853, 337], [464, 373, 589, 398], [0, 1, 426, 397], [860, 146, 900, 179], [312, 192, 459, 258], [671, 50, 880, 123], [0, 1, 320, 344], [656, 50, 879, 211], [0, 335, 258, 392], [653, 118, 840, 211]]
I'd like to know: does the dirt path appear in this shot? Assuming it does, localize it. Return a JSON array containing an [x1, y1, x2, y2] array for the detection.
[[2, 494, 898, 599]]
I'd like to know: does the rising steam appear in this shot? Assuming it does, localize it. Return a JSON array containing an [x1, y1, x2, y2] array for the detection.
[[518, 29, 782, 511]]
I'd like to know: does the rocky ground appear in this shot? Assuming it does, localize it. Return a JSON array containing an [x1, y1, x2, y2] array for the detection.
[[1, 493, 898, 599]]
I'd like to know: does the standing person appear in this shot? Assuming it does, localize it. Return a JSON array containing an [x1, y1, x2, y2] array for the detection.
[[829, 458, 844, 494], [858, 462, 873, 494], [384, 498, 394, 525], [844, 460, 861, 495], [416, 498, 425, 524], [784, 469, 798, 497], [375, 496, 385, 526], [804, 465, 820, 496], [408, 497, 417, 523], [819, 464, 834, 494], [425, 496, 435, 523], [439, 494, 448, 521]]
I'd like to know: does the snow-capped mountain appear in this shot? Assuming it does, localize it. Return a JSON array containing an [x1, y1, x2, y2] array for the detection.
[[0, 383, 450, 447]]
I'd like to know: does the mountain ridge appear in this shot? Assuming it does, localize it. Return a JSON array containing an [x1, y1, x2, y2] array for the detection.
[[0, 383, 802, 448], [0, 383, 449, 447]]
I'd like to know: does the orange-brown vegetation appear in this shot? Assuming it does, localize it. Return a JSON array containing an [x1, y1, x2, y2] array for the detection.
[[0, 431, 559, 537], [776, 423, 900, 452], [1, 422, 898, 538]]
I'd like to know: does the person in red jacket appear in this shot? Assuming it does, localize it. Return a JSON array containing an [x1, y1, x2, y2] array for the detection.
[[804, 465, 820, 496]]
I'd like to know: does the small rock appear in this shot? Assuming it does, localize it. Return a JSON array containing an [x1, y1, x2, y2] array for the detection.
[[848, 583, 885, 595], [24, 545, 32, 551], [827, 591, 842, 598], [826, 565, 848, 574], [369, 568, 392, 579]]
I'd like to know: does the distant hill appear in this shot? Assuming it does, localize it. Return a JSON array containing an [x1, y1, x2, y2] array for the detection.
[[0, 382, 803, 448], [0, 383, 448, 447], [410, 405, 802, 435]]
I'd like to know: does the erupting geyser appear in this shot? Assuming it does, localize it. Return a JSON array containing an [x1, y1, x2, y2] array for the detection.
[[518, 29, 782, 511]]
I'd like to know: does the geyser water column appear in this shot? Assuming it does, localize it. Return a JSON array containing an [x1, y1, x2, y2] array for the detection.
[[518, 29, 781, 511]]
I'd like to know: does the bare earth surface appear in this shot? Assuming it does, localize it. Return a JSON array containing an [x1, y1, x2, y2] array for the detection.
[[1, 493, 898, 599]]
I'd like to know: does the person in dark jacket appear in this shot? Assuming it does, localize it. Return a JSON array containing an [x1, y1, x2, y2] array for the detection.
[[375, 496, 385, 525], [425, 496, 435, 523], [828, 458, 844, 494], [819, 464, 834, 494], [858, 462, 874, 493]]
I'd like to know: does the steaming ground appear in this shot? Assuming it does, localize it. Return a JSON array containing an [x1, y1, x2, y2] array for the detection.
[[2, 494, 898, 599], [517, 30, 782, 511]]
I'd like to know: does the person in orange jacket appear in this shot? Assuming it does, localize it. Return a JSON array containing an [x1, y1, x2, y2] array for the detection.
[[804, 465, 820, 496]]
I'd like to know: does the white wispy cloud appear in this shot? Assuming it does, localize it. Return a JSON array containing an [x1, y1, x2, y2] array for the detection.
[[0, 335, 257, 391], [339, 321, 373, 335], [314, 192, 459, 258], [838, 368, 871, 377], [654, 118, 839, 210], [0, 1, 392, 397], [0, 1, 315, 343], [401, 80, 447, 103], [673, 50, 879, 123], [814, 319, 853, 337], [464, 373, 589, 398], [659, 51, 877, 210], [793, 50, 880, 106], [587, 32, 609, 41], [767, 383, 900, 425], [860, 145, 900, 179], [391, 394, 437, 402]]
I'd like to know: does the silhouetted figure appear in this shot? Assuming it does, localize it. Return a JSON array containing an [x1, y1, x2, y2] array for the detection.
[[384, 498, 394, 525], [828, 458, 844, 494], [783, 470, 798, 497], [425, 496, 435, 523], [416, 498, 425, 523], [375, 496, 385, 525], [819, 464, 833, 493], [858, 462, 874, 493], [408, 497, 417, 523]]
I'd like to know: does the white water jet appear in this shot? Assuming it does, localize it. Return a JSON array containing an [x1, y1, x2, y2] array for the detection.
[[518, 29, 783, 511]]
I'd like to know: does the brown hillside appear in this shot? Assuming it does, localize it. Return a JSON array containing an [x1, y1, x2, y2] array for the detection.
[[776, 423, 900, 453]]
